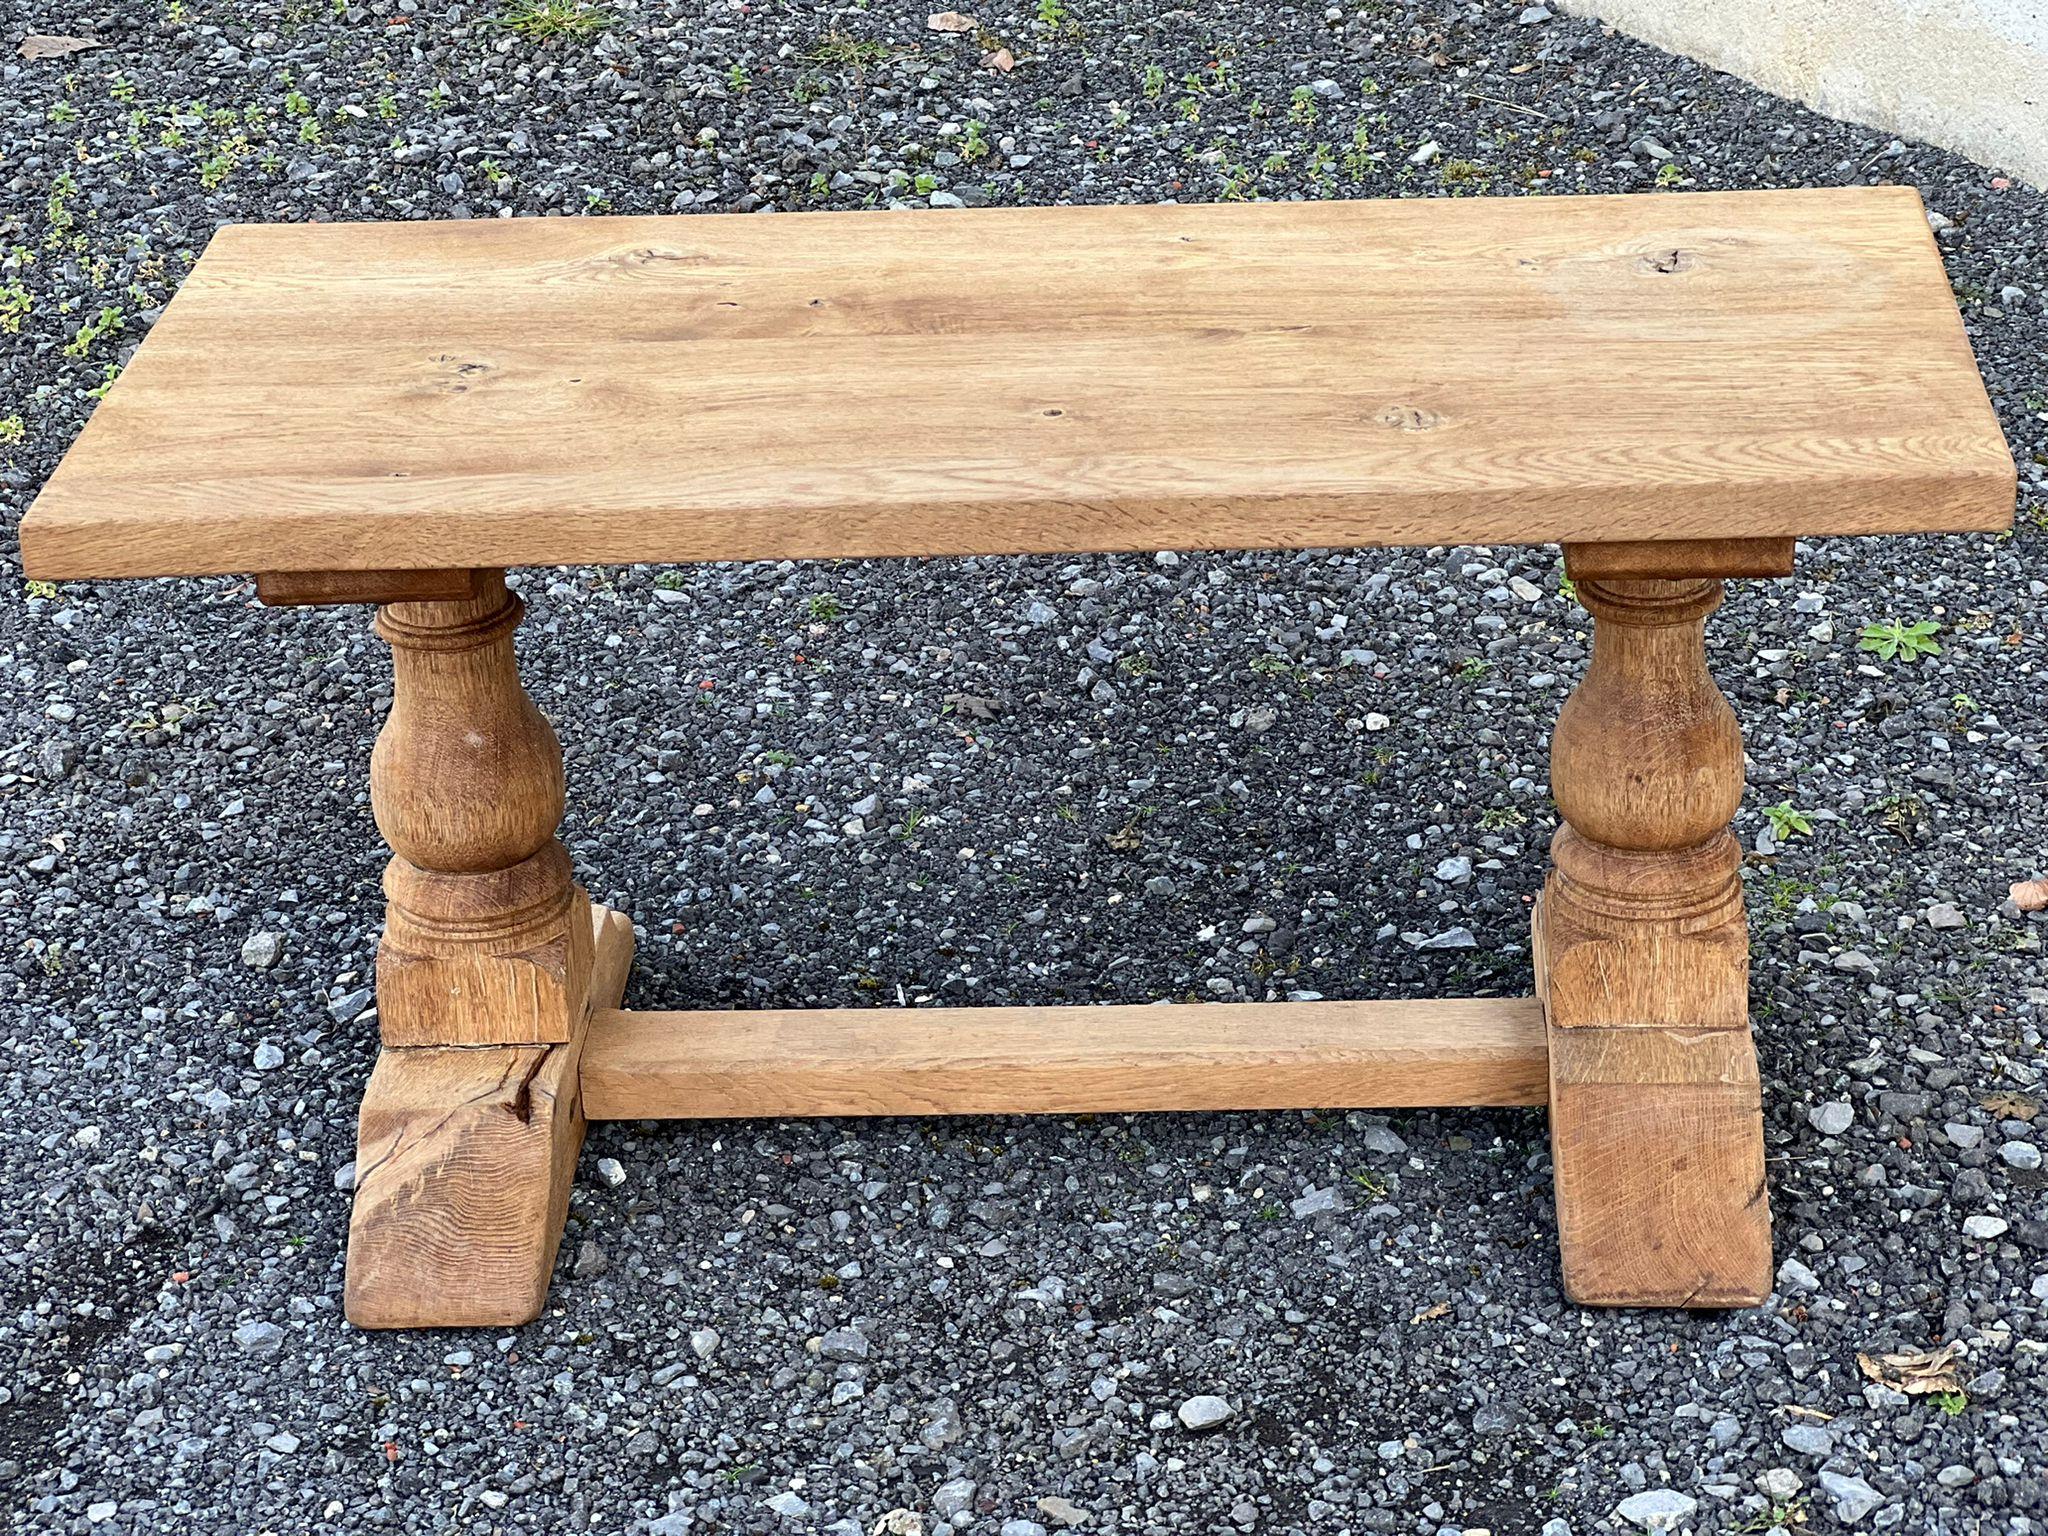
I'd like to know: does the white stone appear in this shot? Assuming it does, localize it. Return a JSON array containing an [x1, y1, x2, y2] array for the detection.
[[1177, 1395, 1235, 1431], [1614, 1489, 1698, 1531]]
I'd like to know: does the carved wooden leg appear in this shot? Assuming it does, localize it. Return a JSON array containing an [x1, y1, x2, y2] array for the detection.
[[1535, 572, 1772, 1307], [344, 571, 632, 1329]]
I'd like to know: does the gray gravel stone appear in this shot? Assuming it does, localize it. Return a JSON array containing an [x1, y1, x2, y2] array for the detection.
[[1176, 1395, 1235, 1431], [1808, 1101, 1855, 1135], [1782, 1423, 1835, 1456], [820, 1328, 870, 1362], [1614, 1488, 1697, 1530], [1819, 1469, 1885, 1524], [231, 1321, 284, 1357]]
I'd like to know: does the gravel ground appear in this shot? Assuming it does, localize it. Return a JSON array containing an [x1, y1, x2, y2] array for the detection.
[[4, 2, 2047, 1533]]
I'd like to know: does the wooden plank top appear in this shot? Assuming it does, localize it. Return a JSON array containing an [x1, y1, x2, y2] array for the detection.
[[21, 187, 2014, 580]]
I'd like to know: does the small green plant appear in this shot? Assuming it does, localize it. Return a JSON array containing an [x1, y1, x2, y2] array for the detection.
[[1455, 657, 1490, 683], [1141, 64, 1166, 102], [283, 88, 312, 118], [913, 172, 939, 196], [1557, 572, 1577, 602], [1654, 160, 1683, 187], [1036, 0, 1070, 31], [64, 305, 124, 359], [1763, 802, 1813, 841], [1732, 1497, 1809, 1535], [1288, 84, 1318, 124], [1342, 118, 1374, 177], [26, 577, 58, 599], [0, 280, 29, 334], [960, 119, 989, 163], [807, 593, 843, 623], [495, 0, 612, 41], [1932, 1389, 1968, 1417], [1479, 806, 1527, 832], [50, 102, 79, 124], [1586, 1420, 1613, 1440], [727, 61, 751, 93], [111, 74, 137, 103], [376, 93, 399, 119], [0, 415, 24, 447], [1858, 618, 1942, 663], [805, 29, 894, 69]]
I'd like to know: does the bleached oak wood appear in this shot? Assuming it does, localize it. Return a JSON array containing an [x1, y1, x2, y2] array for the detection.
[[1538, 575, 1772, 1307], [344, 903, 633, 1330], [371, 570, 589, 1048], [257, 567, 481, 607], [19, 188, 2013, 580], [579, 996, 1549, 1119]]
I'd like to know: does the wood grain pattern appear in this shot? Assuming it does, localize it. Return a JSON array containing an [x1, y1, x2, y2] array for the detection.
[[371, 571, 587, 1047], [1563, 537, 1794, 580], [20, 188, 2012, 580], [1537, 571, 1771, 1308], [257, 567, 482, 606], [579, 996, 1549, 1119], [344, 903, 634, 1330]]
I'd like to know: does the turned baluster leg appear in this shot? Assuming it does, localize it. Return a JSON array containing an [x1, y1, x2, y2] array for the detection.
[[1536, 570, 1772, 1307], [344, 570, 633, 1329]]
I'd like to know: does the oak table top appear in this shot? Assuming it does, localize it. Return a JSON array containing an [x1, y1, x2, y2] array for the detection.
[[20, 187, 2014, 580]]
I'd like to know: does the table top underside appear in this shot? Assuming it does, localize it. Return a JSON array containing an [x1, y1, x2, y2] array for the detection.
[[19, 187, 2015, 580]]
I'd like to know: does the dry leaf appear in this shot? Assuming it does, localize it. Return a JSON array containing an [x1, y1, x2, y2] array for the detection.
[[1410, 1301, 1450, 1324], [1981, 1091, 2039, 1120], [2010, 878, 2048, 911], [19, 33, 102, 58], [926, 10, 977, 31], [1856, 1342, 1963, 1397], [980, 46, 1015, 71]]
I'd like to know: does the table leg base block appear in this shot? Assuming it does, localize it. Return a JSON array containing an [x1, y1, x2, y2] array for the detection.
[[1534, 896, 1772, 1308], [1548, 1029, 1772, 1306], [344, 904, 634, 1329]]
